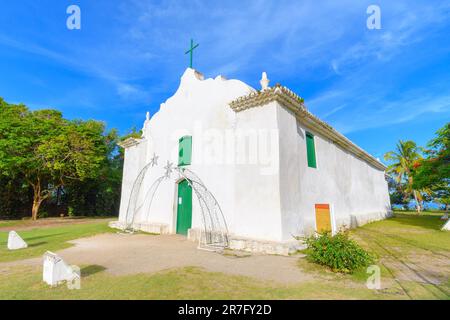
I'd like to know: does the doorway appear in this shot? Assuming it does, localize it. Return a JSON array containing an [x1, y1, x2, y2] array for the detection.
[[176, 179, 192, 235]]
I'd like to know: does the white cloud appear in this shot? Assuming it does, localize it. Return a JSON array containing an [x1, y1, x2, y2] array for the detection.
[[311, 90, 450, 134], [116, 83, 151, 102]]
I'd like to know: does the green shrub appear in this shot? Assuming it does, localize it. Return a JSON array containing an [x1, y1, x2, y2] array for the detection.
[[37, 211, 49, 219], [304, 231, 374, 274], [68, 207, 75, 217]]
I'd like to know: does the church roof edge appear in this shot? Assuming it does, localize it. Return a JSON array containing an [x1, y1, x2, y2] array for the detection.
[[229, 85, 386, 171], [118, 137, 142, 149]]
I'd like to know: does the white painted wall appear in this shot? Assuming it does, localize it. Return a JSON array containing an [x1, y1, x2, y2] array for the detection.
[[118, 140, 147, 223]]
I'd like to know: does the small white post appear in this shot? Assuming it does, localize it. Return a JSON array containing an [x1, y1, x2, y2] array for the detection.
[[7, 231, 28, 250], [43, 251, 80, 287]]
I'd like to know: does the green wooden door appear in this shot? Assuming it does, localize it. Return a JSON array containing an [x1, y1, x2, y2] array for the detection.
[[176, 180, 192, 235]]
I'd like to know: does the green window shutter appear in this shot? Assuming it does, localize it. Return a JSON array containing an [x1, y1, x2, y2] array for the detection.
[[306, 132, 317, 168], [178, 136, 192, 166]]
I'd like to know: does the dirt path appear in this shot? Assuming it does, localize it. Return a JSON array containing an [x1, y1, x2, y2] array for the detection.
[[0, 233, 312, 284]]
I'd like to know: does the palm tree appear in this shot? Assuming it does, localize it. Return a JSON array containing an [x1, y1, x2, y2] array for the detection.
[[384, 140, 425, 213]]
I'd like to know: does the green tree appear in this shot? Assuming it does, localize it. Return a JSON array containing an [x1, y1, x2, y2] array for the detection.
[[384, 140, 426, 213], [64, 129, 123, 216], [387, 176, 411, 210], [0, 100, 110, 220], [413, 123, 450, 213], [0, 175, 32, 218]]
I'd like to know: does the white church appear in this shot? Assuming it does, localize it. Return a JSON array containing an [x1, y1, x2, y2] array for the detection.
[[111, 68, 391, 255]]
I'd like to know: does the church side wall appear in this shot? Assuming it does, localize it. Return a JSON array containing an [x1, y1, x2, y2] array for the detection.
[[276, 104, 391, 239]]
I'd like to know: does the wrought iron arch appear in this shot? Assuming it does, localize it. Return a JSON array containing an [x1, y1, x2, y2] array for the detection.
[[124, 160, 229, 250], [174, 167, 229, 250]]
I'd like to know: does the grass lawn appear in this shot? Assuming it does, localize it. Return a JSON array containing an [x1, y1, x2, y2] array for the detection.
[[0, 212, 448, 300], [0, 218, 114, 263], [0, 265, 408, 300], [0, 220, 28, 228], [353, 211, 450, 255], [350, 211, 449, 300]]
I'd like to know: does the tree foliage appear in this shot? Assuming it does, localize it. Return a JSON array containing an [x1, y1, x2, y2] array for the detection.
[[384, 140, 426, 212], [387, 176, 411, 209], [385, 123, 449, 212], [0, 98, 124, 219], [412, 123, 450, 210]]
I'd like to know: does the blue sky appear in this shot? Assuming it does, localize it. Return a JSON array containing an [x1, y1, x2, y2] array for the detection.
[[0, 0, 449, 162]]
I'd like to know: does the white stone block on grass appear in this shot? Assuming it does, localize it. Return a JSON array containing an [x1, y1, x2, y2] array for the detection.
[[43, 251, 80, 287], [7, 231, 28, 250], [442, 219, 450, 231]]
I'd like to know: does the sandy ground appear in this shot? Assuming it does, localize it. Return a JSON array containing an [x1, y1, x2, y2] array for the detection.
[[0, 233, 312, 284]]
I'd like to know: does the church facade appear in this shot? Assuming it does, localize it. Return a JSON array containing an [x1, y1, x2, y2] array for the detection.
[[112, 68, 391, 255]]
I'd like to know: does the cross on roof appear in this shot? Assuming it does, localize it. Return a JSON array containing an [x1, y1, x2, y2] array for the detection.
[[185, 39, 199, 69]]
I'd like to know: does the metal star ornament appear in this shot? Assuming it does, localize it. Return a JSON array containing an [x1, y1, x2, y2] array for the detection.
[[150, 153, 159, 167], [164, 161, 174, 179]]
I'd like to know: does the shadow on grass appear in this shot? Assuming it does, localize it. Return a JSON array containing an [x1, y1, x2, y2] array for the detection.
[[391, 213, 444, 231], [28, 241, 47, 247], [23, 233, 68, 242], [81, 265, 107, 278]]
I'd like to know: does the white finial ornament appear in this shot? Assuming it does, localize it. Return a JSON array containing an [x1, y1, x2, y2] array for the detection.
[[142, 111, 151, 138], [260, 72, 270, 90]]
